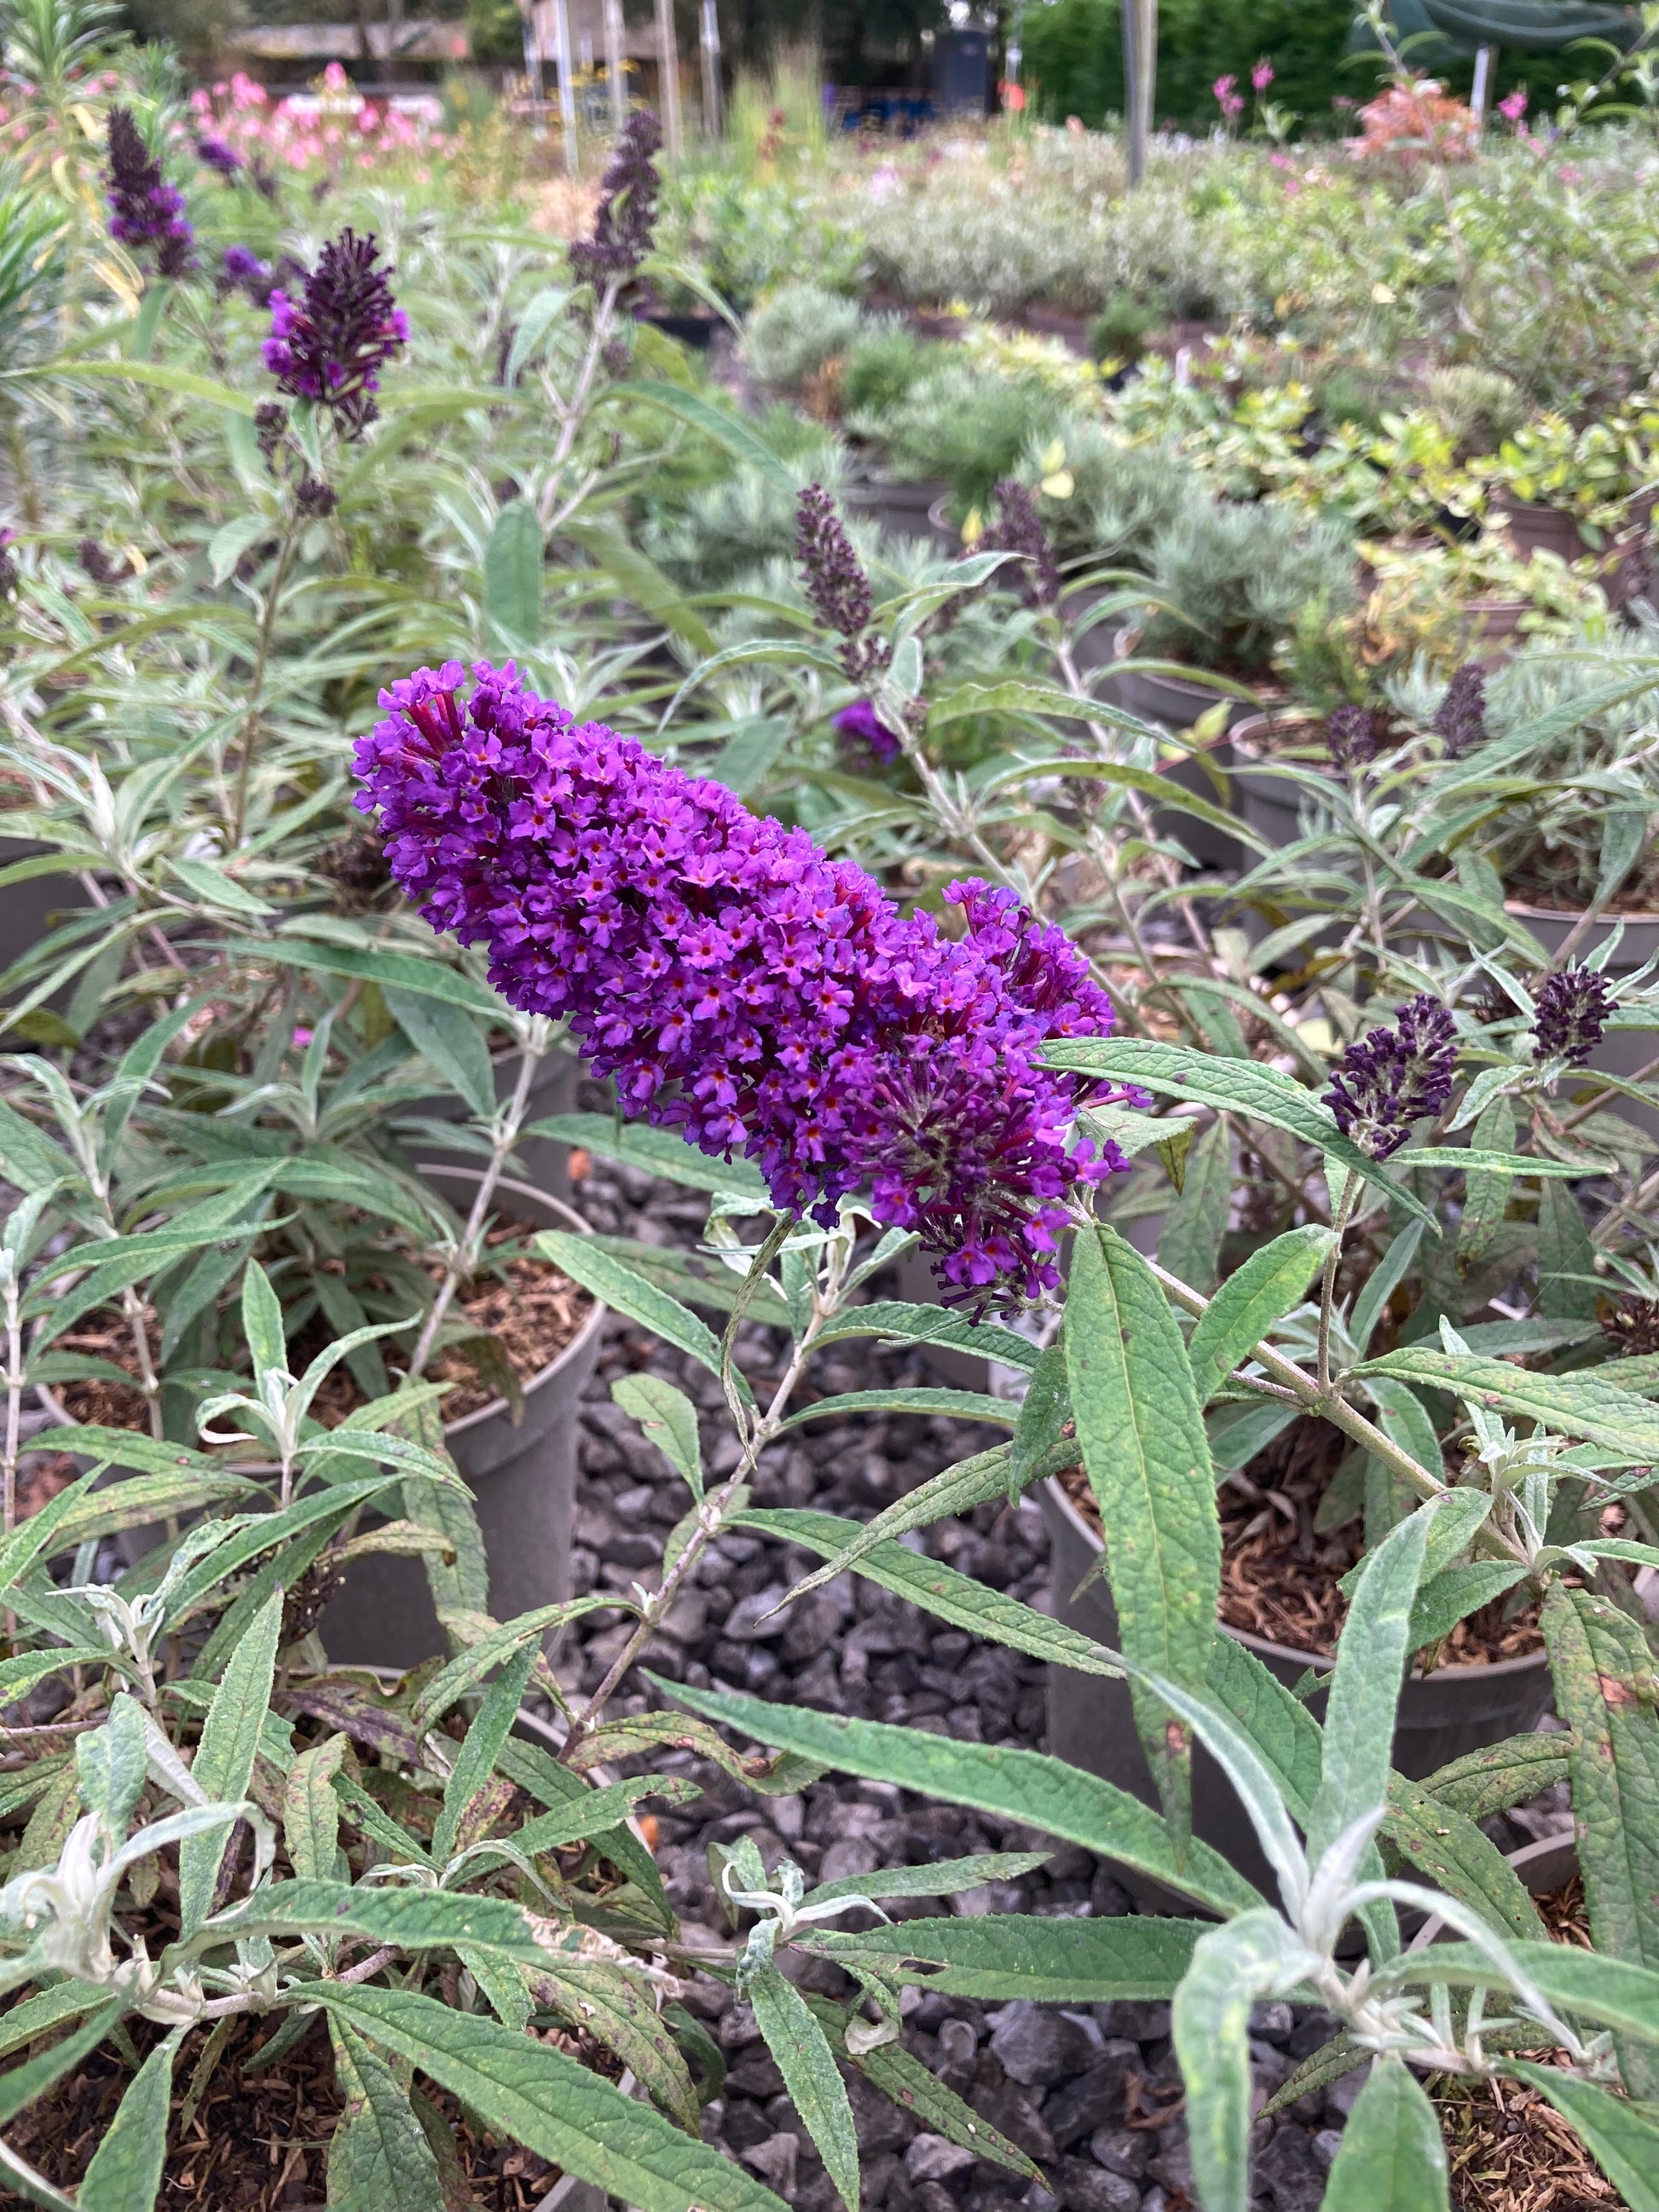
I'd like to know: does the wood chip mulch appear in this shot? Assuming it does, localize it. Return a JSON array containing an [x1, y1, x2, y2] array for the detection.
[[52, 1218, 591, 1435], [0, 2013, 575, 2209]]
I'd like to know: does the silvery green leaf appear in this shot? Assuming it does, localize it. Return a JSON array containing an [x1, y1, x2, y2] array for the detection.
[[75, 1695, 147, 1838], [1174, 1910, 1318, 2212], [1321, 2056, 1448, 2211], [176, 1588, 283, 1934], [78, 2030, 181, 2212], [747, 1963, 859, 2212]]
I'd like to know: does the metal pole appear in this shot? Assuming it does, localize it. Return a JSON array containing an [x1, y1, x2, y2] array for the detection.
[[1124, 0, 1155, 187], [699, 0, 723, 137], [604, 0, 627, 132], [1470, 43, 1497, 125], [1006, 0, 1024, 88], [655, 0, 683, 159], [552, 0, 578, 171], [522, 0, 544, 117]]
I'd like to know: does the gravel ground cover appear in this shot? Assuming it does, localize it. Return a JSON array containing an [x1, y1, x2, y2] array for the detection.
[[559, 1148, 1359, 2212]]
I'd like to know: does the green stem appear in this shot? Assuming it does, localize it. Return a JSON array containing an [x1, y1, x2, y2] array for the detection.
[[229, 513, 303, 850]]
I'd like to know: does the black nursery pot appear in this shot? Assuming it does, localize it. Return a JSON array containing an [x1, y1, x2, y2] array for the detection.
[[1041, 1477, 1553, 1908]]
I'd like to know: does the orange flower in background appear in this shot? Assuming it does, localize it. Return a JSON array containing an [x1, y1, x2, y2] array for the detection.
[[1350, 78, 1479, 164], [999, 80, 1026, 112]]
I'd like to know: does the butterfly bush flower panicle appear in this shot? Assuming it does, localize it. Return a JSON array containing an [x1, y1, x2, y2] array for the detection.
[[1324, 702, 1391, 771], [1323, 993, 1457, 1158], [980, 479, 1060, 609], [796, 485, 890, 688], [196, 134, 241, 176], [1432, 662, 1487, 756], [1532, 965, 1614, 1067], [833, 698, 902, 763], [105, 107, 197, 279], [569, 108, 662, 291], [354, 662, 1135, 1312], [263, 228, 408, 438]]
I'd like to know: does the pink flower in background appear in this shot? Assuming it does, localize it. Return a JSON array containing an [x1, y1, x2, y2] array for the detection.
[[1498, 87, 1528, 123], [1558, 160, 1581, 183], [1212, 74, 1245, 122], [1252, 58, 1275, 93]]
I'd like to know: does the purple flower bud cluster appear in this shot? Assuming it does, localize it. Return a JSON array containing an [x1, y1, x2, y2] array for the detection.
[[1324, 702, 1393, 771], [1323, 993, 1458, 1159], [263, 228, 408, 439], [1532, 965, 1613, 1066], [833, 698, 903, 764], [105, 108, 197, 280], [982, 480, 1060, 609], [196, 135, 242, 176], [1432, 663, 1488, 756], [569, 109, 662, 291], [354, 661, 1132, 1309], [796, 485, 890, 687]]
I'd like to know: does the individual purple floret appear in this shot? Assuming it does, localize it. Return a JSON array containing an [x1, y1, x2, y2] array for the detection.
[[354, 661, 1134, 1310], [1532, 965, 1614, 1067], [105, 107, 197, 279], [833, 698, 903, 763], [263, 228, 408, 438], [796, 484, 889, 687], [1433, 663, 1488, 756], [981, 480, 1060, 609], [196, 135, 242, 176], [1323, 993, 1458, 1159], [569, 108, 662, 290]]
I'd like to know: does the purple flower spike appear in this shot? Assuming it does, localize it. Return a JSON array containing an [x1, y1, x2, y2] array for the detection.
[[1433, 664, 1488, 756], [1532, 966, 1614, 1067], [354, 661, 1133, 1312], [1325, 702, 1392, 771], [982, 480, 1060, 608], [263, 228, 408, 439], [569, 109, 662, 290], [197, 135, 242, 176], [796, 484, 889, 687], [105, 107, 197, 279], [834, 698, 903, 763], [1323, 993, 1457, 1159]]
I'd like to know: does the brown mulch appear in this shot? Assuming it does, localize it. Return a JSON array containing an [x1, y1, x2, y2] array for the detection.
[[1059, 1415, 1545, 1666], [1435, 2065, 1629, 2211], [0, 2012, 581, 2209], [51, 1222, 591, 1436]]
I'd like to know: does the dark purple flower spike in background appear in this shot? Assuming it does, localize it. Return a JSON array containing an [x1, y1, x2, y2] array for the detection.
[[263, 228, 408, 439], [105, 107, 196, 280], [1324, 992, 1458, 1159]]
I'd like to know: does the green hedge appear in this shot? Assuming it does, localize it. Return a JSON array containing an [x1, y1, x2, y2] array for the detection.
[[1019, 0, 1585, 136]]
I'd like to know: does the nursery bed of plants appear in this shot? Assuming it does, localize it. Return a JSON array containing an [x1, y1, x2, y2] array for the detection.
[[6, 5, 1659, 2210]]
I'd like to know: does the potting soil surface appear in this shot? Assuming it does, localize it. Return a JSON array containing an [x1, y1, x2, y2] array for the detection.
[[51, 1217, 592, 1433]]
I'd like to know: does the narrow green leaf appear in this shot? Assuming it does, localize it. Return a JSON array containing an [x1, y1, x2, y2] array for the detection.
[[611, 1375, 702, 1496], [0, 2002, 122, 2127], [779, 1387, 1014, 1430], [202, 1879, 552, 1964], [811, 1301, 1039, 1372], [810, 1850, 1050, 1905], [78, 2034, 179, 2212], [534, 1231, 747, 1398], [1539, 1176, 1599, 1320], [512, 1774, 702, 1860], [1356, 1349, 1659, 1463], [283, 1735, 347, 1885], [431, 1642, 540, 1866], [747, 1965, 858, 2212], [1041, 1037, 1436, 1223], [842, 2030, 1039, 2179], [308, 1983, 789, 2212], [1186, 1226, 1336, 1404], [1455, 1098, 1517, 1279], [1506, 2062, 1659, 2212], [529, 1956, 701, 2131], [1350, 1219, 1427, 1354], [385, 988, 495, 1123], [1408, 1561, 1526, 1651], [327, 2019, 446, 2212], [76, 1695, 148, 1835], [799, 1913, 1200, 2001], [1307, 1507, 1434, 1868], [526, 1114, 769, 1197], [1066, 1224, 1219, 1845], [1381, 1775, 1545, 1941], [1157, 1118, 1232, 1296], [483, 499, 542, 646], [623, 381, 794, 482], [413, 1595, 619, 1730], [1321, 2055, 1449, 2212], [503, 285, 570, 384], [176, 1586, 284, 1933], [1417, 1733, 1571, 1822], [240, 1259, 287, 1383], [229, 935, 504, 1018], [1542, 1583, 1659, 2098], [1390, 1941, 1659, 2045], [1174, 1910, 1304, 2212], [659, 1681, 1262, 1917]]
